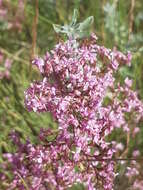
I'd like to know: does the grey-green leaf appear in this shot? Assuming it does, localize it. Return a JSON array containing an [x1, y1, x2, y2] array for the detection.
[[79, 16, 94, 31], [70, 9, 79, 26], [53, 11, 94, 39], [53, 24, 64, 33]]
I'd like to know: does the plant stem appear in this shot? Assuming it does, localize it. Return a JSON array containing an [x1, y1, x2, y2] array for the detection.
[[128, 0, 135, 40], [29, 0, 39, 79]]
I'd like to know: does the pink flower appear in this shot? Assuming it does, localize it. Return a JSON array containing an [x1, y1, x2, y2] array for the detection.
[[133, 127, 140, 136], [32, 57, 45, 73], [125, 77, 132, 87], [132, 150, 140, 157], [115, 143, 124, 151], [2, 33, 143, 190]]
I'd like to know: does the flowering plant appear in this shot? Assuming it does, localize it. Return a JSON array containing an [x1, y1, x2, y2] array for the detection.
[[0, 51, 12, 79], [0, 0, 25, 31], [1, 10, 143, 190]]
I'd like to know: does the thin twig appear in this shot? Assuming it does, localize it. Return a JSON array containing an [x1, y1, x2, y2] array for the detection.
[[0, 47, 29, 65], [31, 0, 39, 60], [101, 0, 105, 43], [120, 131, 130, 158], [17, 172, 30, 190], [14, 47, 25, 57], [86, 158, 143, 162], [29, 0, 39, 78], [128, 0, 135, 40]]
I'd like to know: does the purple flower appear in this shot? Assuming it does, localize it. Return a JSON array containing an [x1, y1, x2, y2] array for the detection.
[[2, 33, 143, 190]]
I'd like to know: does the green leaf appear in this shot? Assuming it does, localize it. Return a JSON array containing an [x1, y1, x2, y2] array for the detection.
[[53, 10, 94, 39], [0, 67, 5, 72], [70, 9, 78, 26], [79, 16, 94, 31], [53, 24, 64, 33]]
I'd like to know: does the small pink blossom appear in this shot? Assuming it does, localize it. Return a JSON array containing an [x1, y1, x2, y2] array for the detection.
[[1, 32, 143, 190], [125, 77, 132, 87], [132, 150, 140, 157], [133, 127, 140, 135]]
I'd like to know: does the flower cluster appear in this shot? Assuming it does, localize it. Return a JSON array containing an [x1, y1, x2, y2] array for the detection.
[[0, 51, 12, 79], [2, 34, 143, 190], [0, 0, 25, 31]]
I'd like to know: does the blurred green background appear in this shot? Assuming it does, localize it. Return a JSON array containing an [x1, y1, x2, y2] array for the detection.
[[0, 0, 143, 189]]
